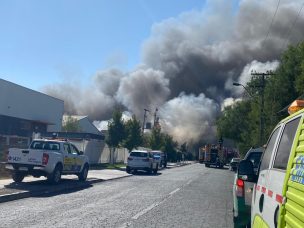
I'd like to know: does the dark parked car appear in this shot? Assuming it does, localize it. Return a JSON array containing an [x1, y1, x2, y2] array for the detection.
[[229, 158, 240, 171], [233, 147, 263, 227]]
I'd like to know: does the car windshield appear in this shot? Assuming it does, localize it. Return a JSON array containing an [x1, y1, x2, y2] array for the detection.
[[246, 152, 262, 168], [30, 141, 60, 151], [152, 152, 161, 156], [130, 152, 148, 157]]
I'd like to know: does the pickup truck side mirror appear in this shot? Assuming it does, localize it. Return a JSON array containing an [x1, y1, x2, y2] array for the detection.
[[238, 160, 257, 183], [78, 151, 84, 155]]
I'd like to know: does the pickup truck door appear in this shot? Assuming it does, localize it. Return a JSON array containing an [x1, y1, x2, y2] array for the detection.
[[63, 143, 75, 172], [70, 144, 83, 172]]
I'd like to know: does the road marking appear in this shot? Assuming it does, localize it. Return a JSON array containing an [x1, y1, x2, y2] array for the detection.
[[132, 202, 159, 220], [169, 188, 180, 195], [127, 187, 183, 224], [118, 222, 131, 228], [186, 180, 192, 185]]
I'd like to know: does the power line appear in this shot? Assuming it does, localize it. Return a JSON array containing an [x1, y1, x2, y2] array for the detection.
[[263, 0, 281, 45], [281, 1, 304, 50]]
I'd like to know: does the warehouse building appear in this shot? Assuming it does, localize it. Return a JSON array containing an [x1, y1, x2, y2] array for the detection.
[[0, 78, 64, 160]]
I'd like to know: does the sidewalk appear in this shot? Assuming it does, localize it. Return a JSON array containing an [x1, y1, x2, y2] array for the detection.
[[0, 169, 131, 203]]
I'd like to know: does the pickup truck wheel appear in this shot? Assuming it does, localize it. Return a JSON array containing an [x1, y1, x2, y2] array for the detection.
[[48, 164, 62, 184], [12, 171, 25, 183], [78, 164, 89, 181]]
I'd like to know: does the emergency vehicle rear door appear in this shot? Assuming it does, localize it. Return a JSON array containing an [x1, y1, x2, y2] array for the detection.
[[263, 117, 300, 227], [252, 126, 281, 227]]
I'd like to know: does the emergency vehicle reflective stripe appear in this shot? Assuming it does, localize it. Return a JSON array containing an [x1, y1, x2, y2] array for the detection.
[[256, 185, 284, 204], [256, 185, 260, 191], [268, 190, 273, 197], [276, 194, 283, 204]]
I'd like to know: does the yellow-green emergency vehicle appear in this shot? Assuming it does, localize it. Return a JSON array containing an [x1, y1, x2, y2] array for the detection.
[[238, 100, 304, 227]]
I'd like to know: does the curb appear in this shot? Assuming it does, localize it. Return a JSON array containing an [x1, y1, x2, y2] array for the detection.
[[0, 174, 132, 204]]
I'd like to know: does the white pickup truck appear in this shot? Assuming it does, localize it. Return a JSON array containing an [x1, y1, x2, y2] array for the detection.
[[6, 139, 90, 184]]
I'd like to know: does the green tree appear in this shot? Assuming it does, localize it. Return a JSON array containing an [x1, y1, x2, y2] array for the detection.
[[180, 142, 187, 153], [123, 115, 143, 152], [216, 41, 304, 156], [161, 134, 178, 162], [106, 110, 125, 164], [149, 127, 164, 150], [62, 116, 81, 132], [216, 100, 253, 156]]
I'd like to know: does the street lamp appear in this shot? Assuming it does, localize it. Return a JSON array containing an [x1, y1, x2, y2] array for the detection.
[[233, 82, 264, 146], [233, 82, 255, 98]]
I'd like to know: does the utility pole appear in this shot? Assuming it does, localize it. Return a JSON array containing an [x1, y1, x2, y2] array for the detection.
[[251, 71, 275, 145], [153, 108, 158, 127], [142, 109, 149, 133]]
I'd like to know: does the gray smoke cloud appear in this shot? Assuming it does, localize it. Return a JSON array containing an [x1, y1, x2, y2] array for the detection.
[[43, 0, 304, 144], [142, 0, 304, 102], [116, 68, 170, 117], [159, 93, 219, 143], [43, 69, 124, 120]]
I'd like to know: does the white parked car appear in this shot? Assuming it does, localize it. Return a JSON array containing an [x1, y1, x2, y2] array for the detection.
[[126, 150, 159, 174], [6, 139, 90, 184]]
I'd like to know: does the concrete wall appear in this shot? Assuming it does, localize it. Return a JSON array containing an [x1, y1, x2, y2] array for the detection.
[[99, 143, 128, 164], [68, 139, 128, 164], [70, 139, 103, 164], [0, 79, 64, 132]]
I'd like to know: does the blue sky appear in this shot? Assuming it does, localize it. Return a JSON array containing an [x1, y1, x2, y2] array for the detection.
[[0, 0, 216, 90]]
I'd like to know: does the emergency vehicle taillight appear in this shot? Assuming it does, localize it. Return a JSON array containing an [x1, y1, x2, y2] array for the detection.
[[236, 178, 244, 197], [288, 100, 304, 115], [237, 178, 244, 187], [42, 153, 49, 165]]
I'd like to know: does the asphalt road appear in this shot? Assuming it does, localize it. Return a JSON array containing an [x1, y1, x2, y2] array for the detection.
[[0, 164, 235, 228]]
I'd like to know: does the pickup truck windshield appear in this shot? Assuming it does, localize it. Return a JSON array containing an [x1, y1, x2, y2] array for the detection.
[[30, 141, 60, 151]]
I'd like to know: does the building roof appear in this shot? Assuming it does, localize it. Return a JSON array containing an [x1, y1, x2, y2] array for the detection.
[[0, 78, 64, 103], [62, 115, 101, 135], [63, 115, 87, 122]]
